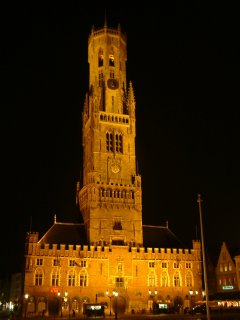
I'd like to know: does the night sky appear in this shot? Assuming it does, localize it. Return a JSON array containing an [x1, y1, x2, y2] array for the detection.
[[1, 3, 240, 276]]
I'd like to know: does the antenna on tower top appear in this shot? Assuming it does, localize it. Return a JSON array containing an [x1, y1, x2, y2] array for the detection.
[[104, 9, 107, 28]]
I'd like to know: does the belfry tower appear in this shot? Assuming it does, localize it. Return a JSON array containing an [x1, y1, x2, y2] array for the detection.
[[76, 22, 143, 247]]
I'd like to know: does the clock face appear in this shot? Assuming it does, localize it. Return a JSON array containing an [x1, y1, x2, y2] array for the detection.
[[107, 78, 119, 90], [111, 163, 120, 173]]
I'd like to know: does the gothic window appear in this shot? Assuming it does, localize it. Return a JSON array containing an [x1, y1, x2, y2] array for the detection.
[[98, 49, 104, 67], [51, 270, 59, 286], [149, 262, 155, 268], [106, 132, 113, 152], [115, 133, 123, 153], [161, 272, 168, 287], [186, 262, 191, 268], [173, 272, 181, 287], [148, 272, 156, 287], [80, 272, 87, 287], [185, 272, 192, 287], [35, 269, 43, 286], [68, 270, 75, 286], [162, 262, 167, 268]]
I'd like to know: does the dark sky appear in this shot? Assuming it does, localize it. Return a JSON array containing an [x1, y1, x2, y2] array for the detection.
[[1, 3, 240, 276]]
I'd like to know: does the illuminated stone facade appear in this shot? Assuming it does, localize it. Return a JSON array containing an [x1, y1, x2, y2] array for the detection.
[[23, 22, 203, 316]]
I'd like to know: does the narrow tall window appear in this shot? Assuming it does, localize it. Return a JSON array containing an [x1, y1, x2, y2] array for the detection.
[[35, 269, 43, 286], [51, 271, 59, 286], [68, 270, 75, 286], [161, 272, 168, 287], [80, 274, 87, 287], [106, 132, 113, 152], [98, 49, 104, 67]]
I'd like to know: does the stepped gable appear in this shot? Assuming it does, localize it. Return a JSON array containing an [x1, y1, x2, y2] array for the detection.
[[142, 224, 185, 249], [38, 222, 87, 246]]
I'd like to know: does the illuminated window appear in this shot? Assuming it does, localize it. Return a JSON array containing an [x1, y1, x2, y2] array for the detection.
[[229, 263, 232, 271], [224, 264, 228, 272], [35, 269, 43, 286]]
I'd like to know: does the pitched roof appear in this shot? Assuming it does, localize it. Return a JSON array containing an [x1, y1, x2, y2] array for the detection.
[[38, 222, 187, 250], [38, 222, 87, 246], [143, 225, 186, 249]]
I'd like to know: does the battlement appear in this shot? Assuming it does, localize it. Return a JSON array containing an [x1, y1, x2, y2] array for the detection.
[[27, 242, 201, 261]]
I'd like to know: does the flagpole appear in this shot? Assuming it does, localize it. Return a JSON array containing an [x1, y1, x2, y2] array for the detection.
[[197, 194, 211, 320]]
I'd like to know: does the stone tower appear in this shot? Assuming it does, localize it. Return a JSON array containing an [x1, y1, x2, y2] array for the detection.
[[76, 22, 143, 247]]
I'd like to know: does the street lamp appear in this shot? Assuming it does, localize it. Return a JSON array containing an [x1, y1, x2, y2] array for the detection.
[[148, 289, 157, 313], [24, 294, 29, 319]]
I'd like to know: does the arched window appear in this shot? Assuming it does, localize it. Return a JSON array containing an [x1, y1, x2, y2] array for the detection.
[[51, 269, 60, 286], [185, 272, 193, 287], [106, 132, 113, 152], [35, 268, 43, 286], [80, 271, 88, 287], [173, 272, 181, 287], [161, 271, 168, 287], [98, 49, 104, 67], [148, 272, 156, 287], [68, 270, 76, 286], [109, 51, 115, 67], [115, 133, 123, 153]]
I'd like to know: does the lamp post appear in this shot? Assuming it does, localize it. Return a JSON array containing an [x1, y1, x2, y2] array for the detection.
[[106, 290, 112, 316], [24, 294, 29, 319], [197, 194, 211, 320], [113, 291, 118, 320]]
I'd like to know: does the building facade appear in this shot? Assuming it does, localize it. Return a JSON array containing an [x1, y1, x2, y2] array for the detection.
[[23, 21, 203, 316]]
